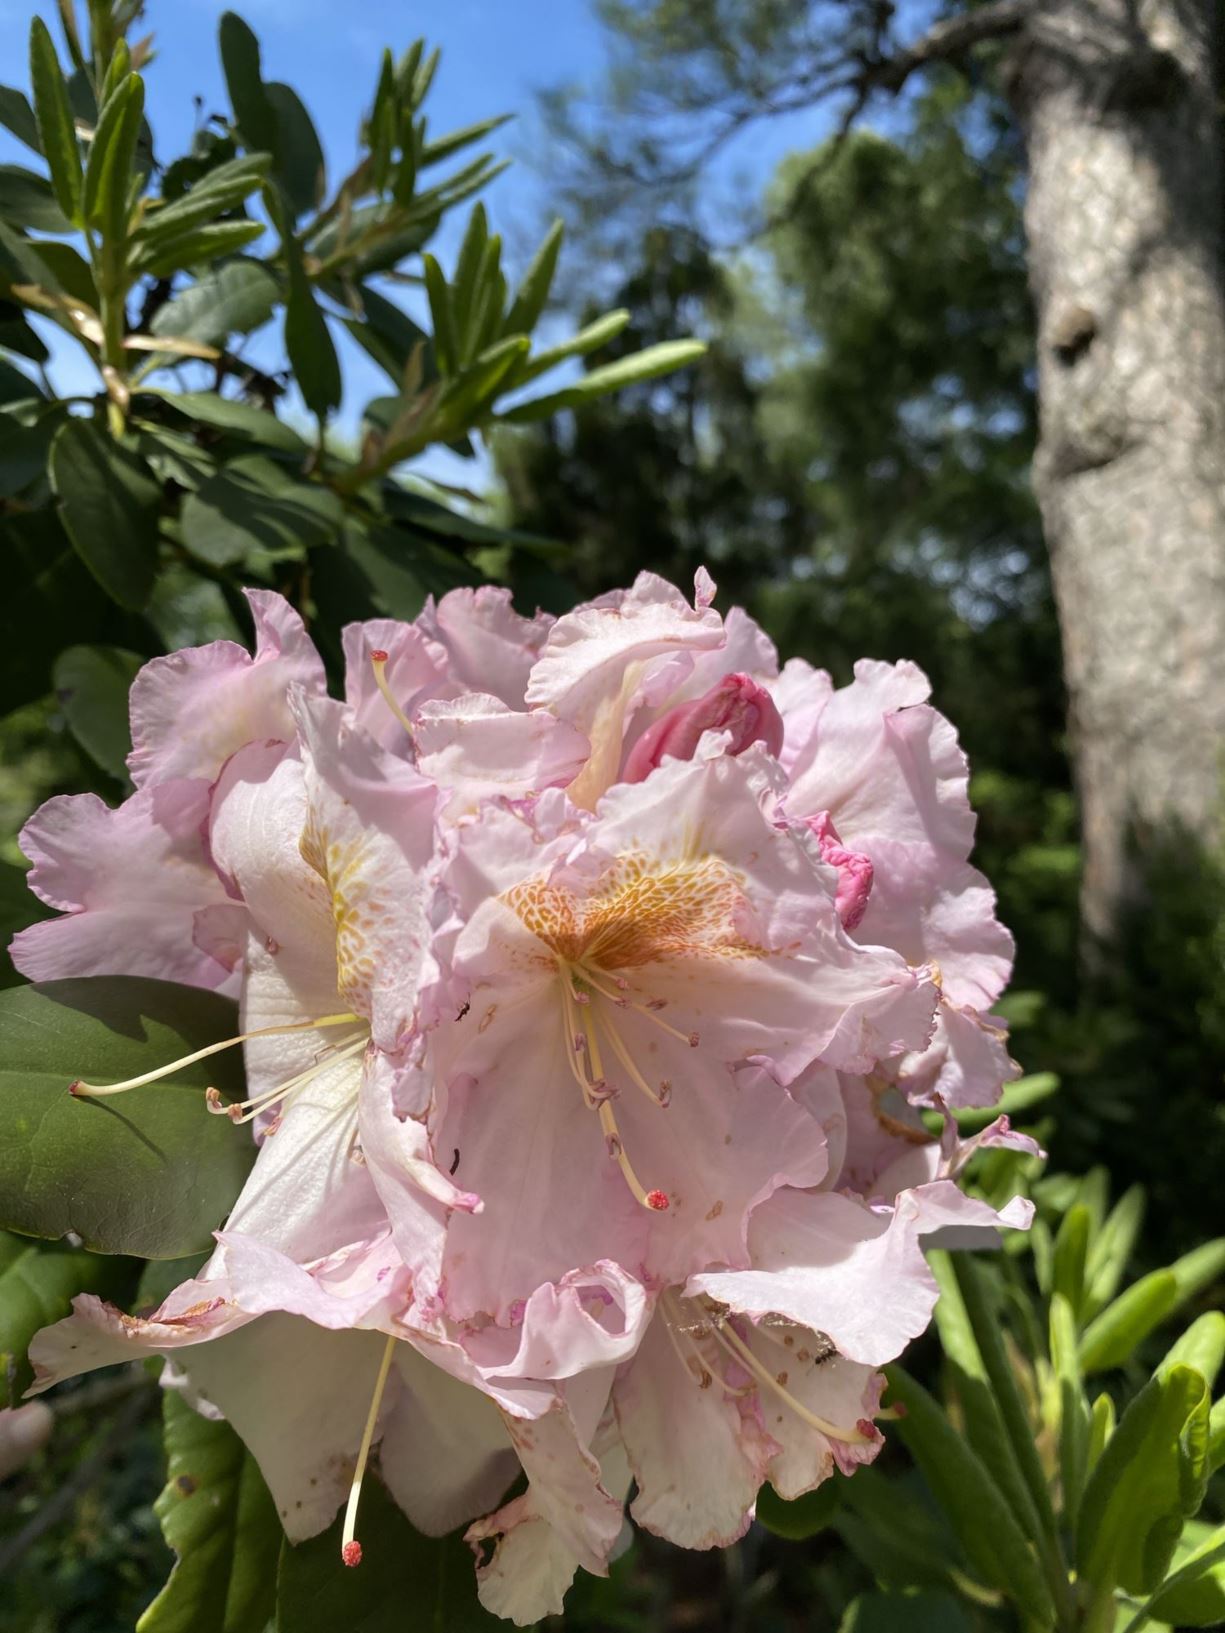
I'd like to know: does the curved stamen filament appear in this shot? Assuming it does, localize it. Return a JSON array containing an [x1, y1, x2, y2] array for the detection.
[[369, 649, 415, 740], [209, 1032, 368, 1124], [708, 1317, 874, 1446], [592, 1007, 667, 1108], [598, 1100, 668, 1211], [577, 966, 698, 1048], [70, 1013, 362, 1098], [341, 1332, 397, 1568]]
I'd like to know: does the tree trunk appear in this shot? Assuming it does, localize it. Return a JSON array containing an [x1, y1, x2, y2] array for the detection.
[[1011, 0, 1225, 947]]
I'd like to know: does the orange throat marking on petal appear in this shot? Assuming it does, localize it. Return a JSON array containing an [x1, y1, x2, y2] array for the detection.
[[501, 852, 758, 1214]]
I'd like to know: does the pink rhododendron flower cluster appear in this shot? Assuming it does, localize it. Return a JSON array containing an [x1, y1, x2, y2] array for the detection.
[[16, 571, 1035, 1623]]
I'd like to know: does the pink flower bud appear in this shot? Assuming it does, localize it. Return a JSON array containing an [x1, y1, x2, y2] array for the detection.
[[806, 810, 875, 930], [622, 673, 785, 783]]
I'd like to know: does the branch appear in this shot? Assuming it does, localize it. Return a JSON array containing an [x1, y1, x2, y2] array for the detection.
[[871, 0, 1033, 94]]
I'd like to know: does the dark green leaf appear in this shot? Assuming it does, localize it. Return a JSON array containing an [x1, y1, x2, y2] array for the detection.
[[0, 165, 73, 233], [28, 18, 81, 222], [138, 388, 305, 453], [136, 155, 270, 244], [0, 1232, 133, 1407], [834, 1467, 969, 1595], [0, 84, 41, 154], [149, 259, 279, 347], [0, 303, 50, 363], [755, 1479, 837, 1540], [1080, 1270, 1180, 1374], [308, 518, 475, 647], [82, 73, 144, 243], [423, 252, 458, 376], [265, 82, 325, 218], [1077, 1364, 1210, 1598], [0, 406, 63, 497], [838, 1591, 974, 1633], [138, 1392, 280, 1633], [27, 240, 97, 306], [52, 644, 142, 779], [497, 338, 707, 424], [50, 417, 161, 609], [0, 508, 108, 713], [133, 220, 266, 279], [275, 1472, 501, 1633], [219, 12, 279, 156], [1138, 1521, 1225, 1630], [1052, 1203, 1091, 1322], [0, 977, 254, 1258], [180, 455, 341, 567], [284, 278, 340, 420], [0, 861, 53, 989], [1050, 1291, 1091, 1536], [504, 218, 562, 337], [885, 1365, 1054, 1622], [420, 114, 511, 170]]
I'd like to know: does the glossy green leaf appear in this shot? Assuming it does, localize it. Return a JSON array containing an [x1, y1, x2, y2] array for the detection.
[[136, 154, 270, 244], [0, 1232, 134, 1407], [0, 304, 49, 364], [0, 861, 52, 989], [180, 455, 341, 567], [0, 977, 254, 1258], [1087, 1391, 1115, 1474], [1136, 1521, 1225, 1631], [504, 218, 562, 337], [51, 644, 141, 779], [0, 407, 62, 498], [138, 1392, 279, 1633], [420, 114, 511, 170], [275, 1472, 500, 1633], [133, 220, 265, 278], [498, 338, 707, 423], [885, 1365, 1054, 1622], [139, 388, 306, 453], [1052, 1203, 1091, 1322], [284, 277, 340, 420], [28, 18, 80, 223], [149, 259, 279, 346], [1209, 1397, 1225, 1475], [1084, 1184, 1146, 1321], [0, 508, 108, 713], [516, 309, 632, 386], [0, 165, 73, 233], [1050, 1290, 1091, 1533], [1077, 1363, 1210, 1599], [82, 73, 144, 242], [1158, 1311, 1225, 1392], [0, 84, 41, 154], [265, 82, 325, 217], [219, 12, 279, 156], [834, 1468, 969, 1596], [308, 518, 475, 652], [1080, 1270, 1180, 1375], [50, 417, 161, 609], [755, 1479, 838, 1540], [423, 252, 458, 376]]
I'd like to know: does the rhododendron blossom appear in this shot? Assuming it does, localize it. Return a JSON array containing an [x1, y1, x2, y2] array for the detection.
[[13, 568, 1032, 1624]]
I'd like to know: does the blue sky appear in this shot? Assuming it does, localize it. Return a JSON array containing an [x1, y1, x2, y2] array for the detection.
[[1, 1, 835, 469]]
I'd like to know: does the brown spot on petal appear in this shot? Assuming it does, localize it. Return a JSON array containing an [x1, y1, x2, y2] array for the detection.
[[705, 1200, 724, 1221], [776, 1372, 789, 1387], [478, 1005, 498, 1033]]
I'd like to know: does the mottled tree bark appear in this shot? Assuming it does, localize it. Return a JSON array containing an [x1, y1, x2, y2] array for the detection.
[[1010, 0, 1225, 944]]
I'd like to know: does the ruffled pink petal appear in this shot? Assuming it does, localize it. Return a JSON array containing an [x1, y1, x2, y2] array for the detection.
[[804, 810, 875, 930], [613, 1300, 777, 1548], [761, 1347, 885, 1498], [414, 694, 590, 814], [294, 693, 440, 1050], [342, 617, 448, 752], [418, 586, 553, 709], [893, 998, 1020, 1109], [12, 782, 235, 990], [127, 590, 325, 787], [526, 570, 725, 807]]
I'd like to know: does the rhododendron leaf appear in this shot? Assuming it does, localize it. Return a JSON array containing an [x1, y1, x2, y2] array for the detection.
[[0, 978, 253, 1257], [49, 418, 161, 610], [0, 1231, 134, 1406], [885, 1366, 1054, 1623], [1076, 1364, 1210, 1599], [138, 1391, 279, 1633], [275, 1473, 501, 1632], [838, 1591, 973, 1633], [1083, 1183, 1146, 1321], [755, 1479, 838, 1541], [1079, 1270, 1180, 1374], [1158, 1312, 1225, 1391], [1136, 1521, 1225, 1630], [1051, 1202, 1091, 1321], [0, 860, 51, 988], [834, 1469, 966, 1595], [51, 644, 142, 780]]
